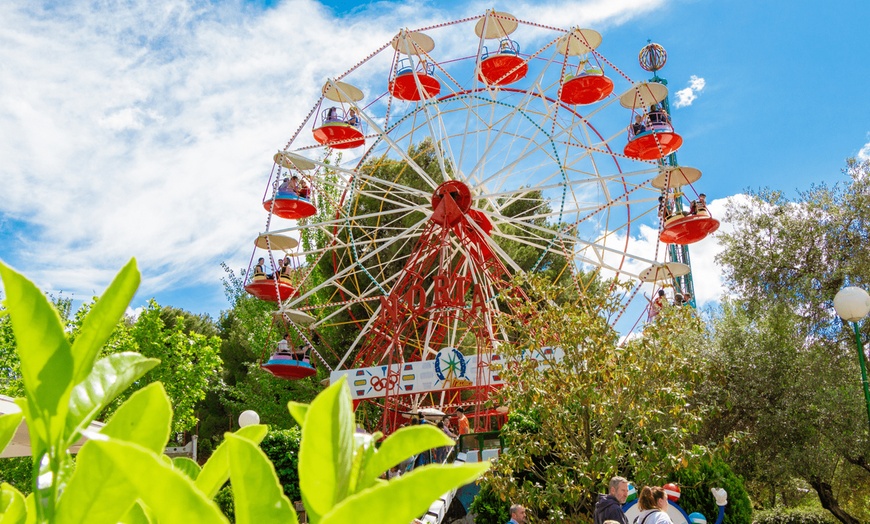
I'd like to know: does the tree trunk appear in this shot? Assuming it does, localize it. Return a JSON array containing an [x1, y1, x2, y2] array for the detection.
[[844, 454, 870, 475], [808, 477, 860, 524]]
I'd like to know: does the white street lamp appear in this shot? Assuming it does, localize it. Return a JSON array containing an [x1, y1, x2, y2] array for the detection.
[[833, 286, 870, 430], [238, 410, 260, 428]]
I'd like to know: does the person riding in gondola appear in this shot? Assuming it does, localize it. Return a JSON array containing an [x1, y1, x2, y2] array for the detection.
[[690, 193, 708, 215], [253, 257, 266, 277], [324, 106, 341, 122], [275, 333, 293, 357], [298, 178, 311, 199], [346, 108, 361, 128], [631, 114, 646, 136], [648, 104, 669, 127], [658, 196, 672, 222]]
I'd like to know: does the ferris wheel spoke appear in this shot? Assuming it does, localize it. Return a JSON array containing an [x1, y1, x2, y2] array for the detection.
[[357, 109, 442, 191]]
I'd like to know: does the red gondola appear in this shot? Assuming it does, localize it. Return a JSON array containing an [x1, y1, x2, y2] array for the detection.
[[314, 81, 366, 149], [559, 73, 614, 105], [244, 277, 298, 302], [478, 39, 526, 86], [312, 121, 365, 149], [261, 355, 316, 380], [624, 129, 683, 160], [389, 62, 441, 101], [659, 214, 720, 245], [263, 192, 317, 220]]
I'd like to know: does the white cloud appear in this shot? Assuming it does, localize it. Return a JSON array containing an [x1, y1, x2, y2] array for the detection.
[[673, 74, 706, 108], [0, 0, 686, 313], [858, 140, 870, 161]]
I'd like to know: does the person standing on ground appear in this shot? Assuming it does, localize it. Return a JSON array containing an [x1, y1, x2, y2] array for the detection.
[[593, 476, 629, 524], [634, 486, 673, 524], [507, 504, 526, 524], [455, 407, 470, 435]]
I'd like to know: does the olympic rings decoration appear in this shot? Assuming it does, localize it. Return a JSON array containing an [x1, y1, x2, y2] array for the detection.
[[370, 372, 399, 391]]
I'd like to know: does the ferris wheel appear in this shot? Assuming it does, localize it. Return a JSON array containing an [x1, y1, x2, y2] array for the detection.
[[245, 11, 717, 430]]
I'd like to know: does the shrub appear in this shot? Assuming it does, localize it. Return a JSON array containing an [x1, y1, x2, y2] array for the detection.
[[469, 482, 510, 524], [261, 428, 302, 502], [752, 507, 838, 524], [671, 454, 753, 524]]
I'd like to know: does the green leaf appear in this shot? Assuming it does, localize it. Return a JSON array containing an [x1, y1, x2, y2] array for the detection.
[[287, 402, 308, 426], [59, 439, 227, 524], [0, 413, 23, 457], [362, 425, 454, 488], [173, 458, 201, 481], [65, 353, 160, 448], [99, 382, 171, 454], [0, 483, 26, 524], [320, 462, 490, 524], [118, 502, 152, 524], [226, 434, 297, 524], [56, 440, 138, 524], [298, 377, 354, 523], [69, 259, 140, 385], [196, 425, 268, 499], [0, 262, 74, 456]]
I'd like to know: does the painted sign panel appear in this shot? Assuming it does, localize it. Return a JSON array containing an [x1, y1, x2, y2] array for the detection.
[[330, 346, 564, 401]]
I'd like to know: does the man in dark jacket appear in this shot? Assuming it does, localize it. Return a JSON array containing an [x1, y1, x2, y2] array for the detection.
[[592, 476, 629, 524]]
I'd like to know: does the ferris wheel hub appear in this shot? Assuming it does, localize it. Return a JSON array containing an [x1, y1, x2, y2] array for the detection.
[[430, 180, 472, 226]]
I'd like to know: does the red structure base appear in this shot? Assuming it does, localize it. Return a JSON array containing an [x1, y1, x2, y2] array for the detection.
[[559, 75, 614, 105], [659, 215, 720, 245]]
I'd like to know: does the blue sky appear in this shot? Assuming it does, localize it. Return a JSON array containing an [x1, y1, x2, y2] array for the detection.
[[1, 0, 868, 326]]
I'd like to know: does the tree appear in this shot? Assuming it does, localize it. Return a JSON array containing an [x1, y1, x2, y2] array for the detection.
[[709, 159, 870, 523], [195, 264, 325, 458], [127, 300, 223, 434], [484, 274, 712, 521]]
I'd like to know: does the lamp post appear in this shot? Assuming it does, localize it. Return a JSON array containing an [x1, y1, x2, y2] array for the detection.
[[833, 286, 870, 430], [238, 410, 260, 428]]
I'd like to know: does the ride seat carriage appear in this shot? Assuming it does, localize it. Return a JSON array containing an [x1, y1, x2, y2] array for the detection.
[[312, 107, 365, 149], [312, 80, 366, 149], [389, 57, 441, 101], [244, 277, 297, 303], [478, 39, 527, 85], [557, 28, 612, 105], [261, 354, 316, 380], [659, 211, 720, 245], [559, 66, 614, 105], [263, 190, 317, 220]]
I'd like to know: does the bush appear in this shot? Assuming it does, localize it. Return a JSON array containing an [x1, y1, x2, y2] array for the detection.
[[214, 485, 234, 522], [671, 454, 753, 524], [469, 482, 510, 524], [0, 456, 33, 495], [260, 427, 302, 502], [752, 507, 838, 524]]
